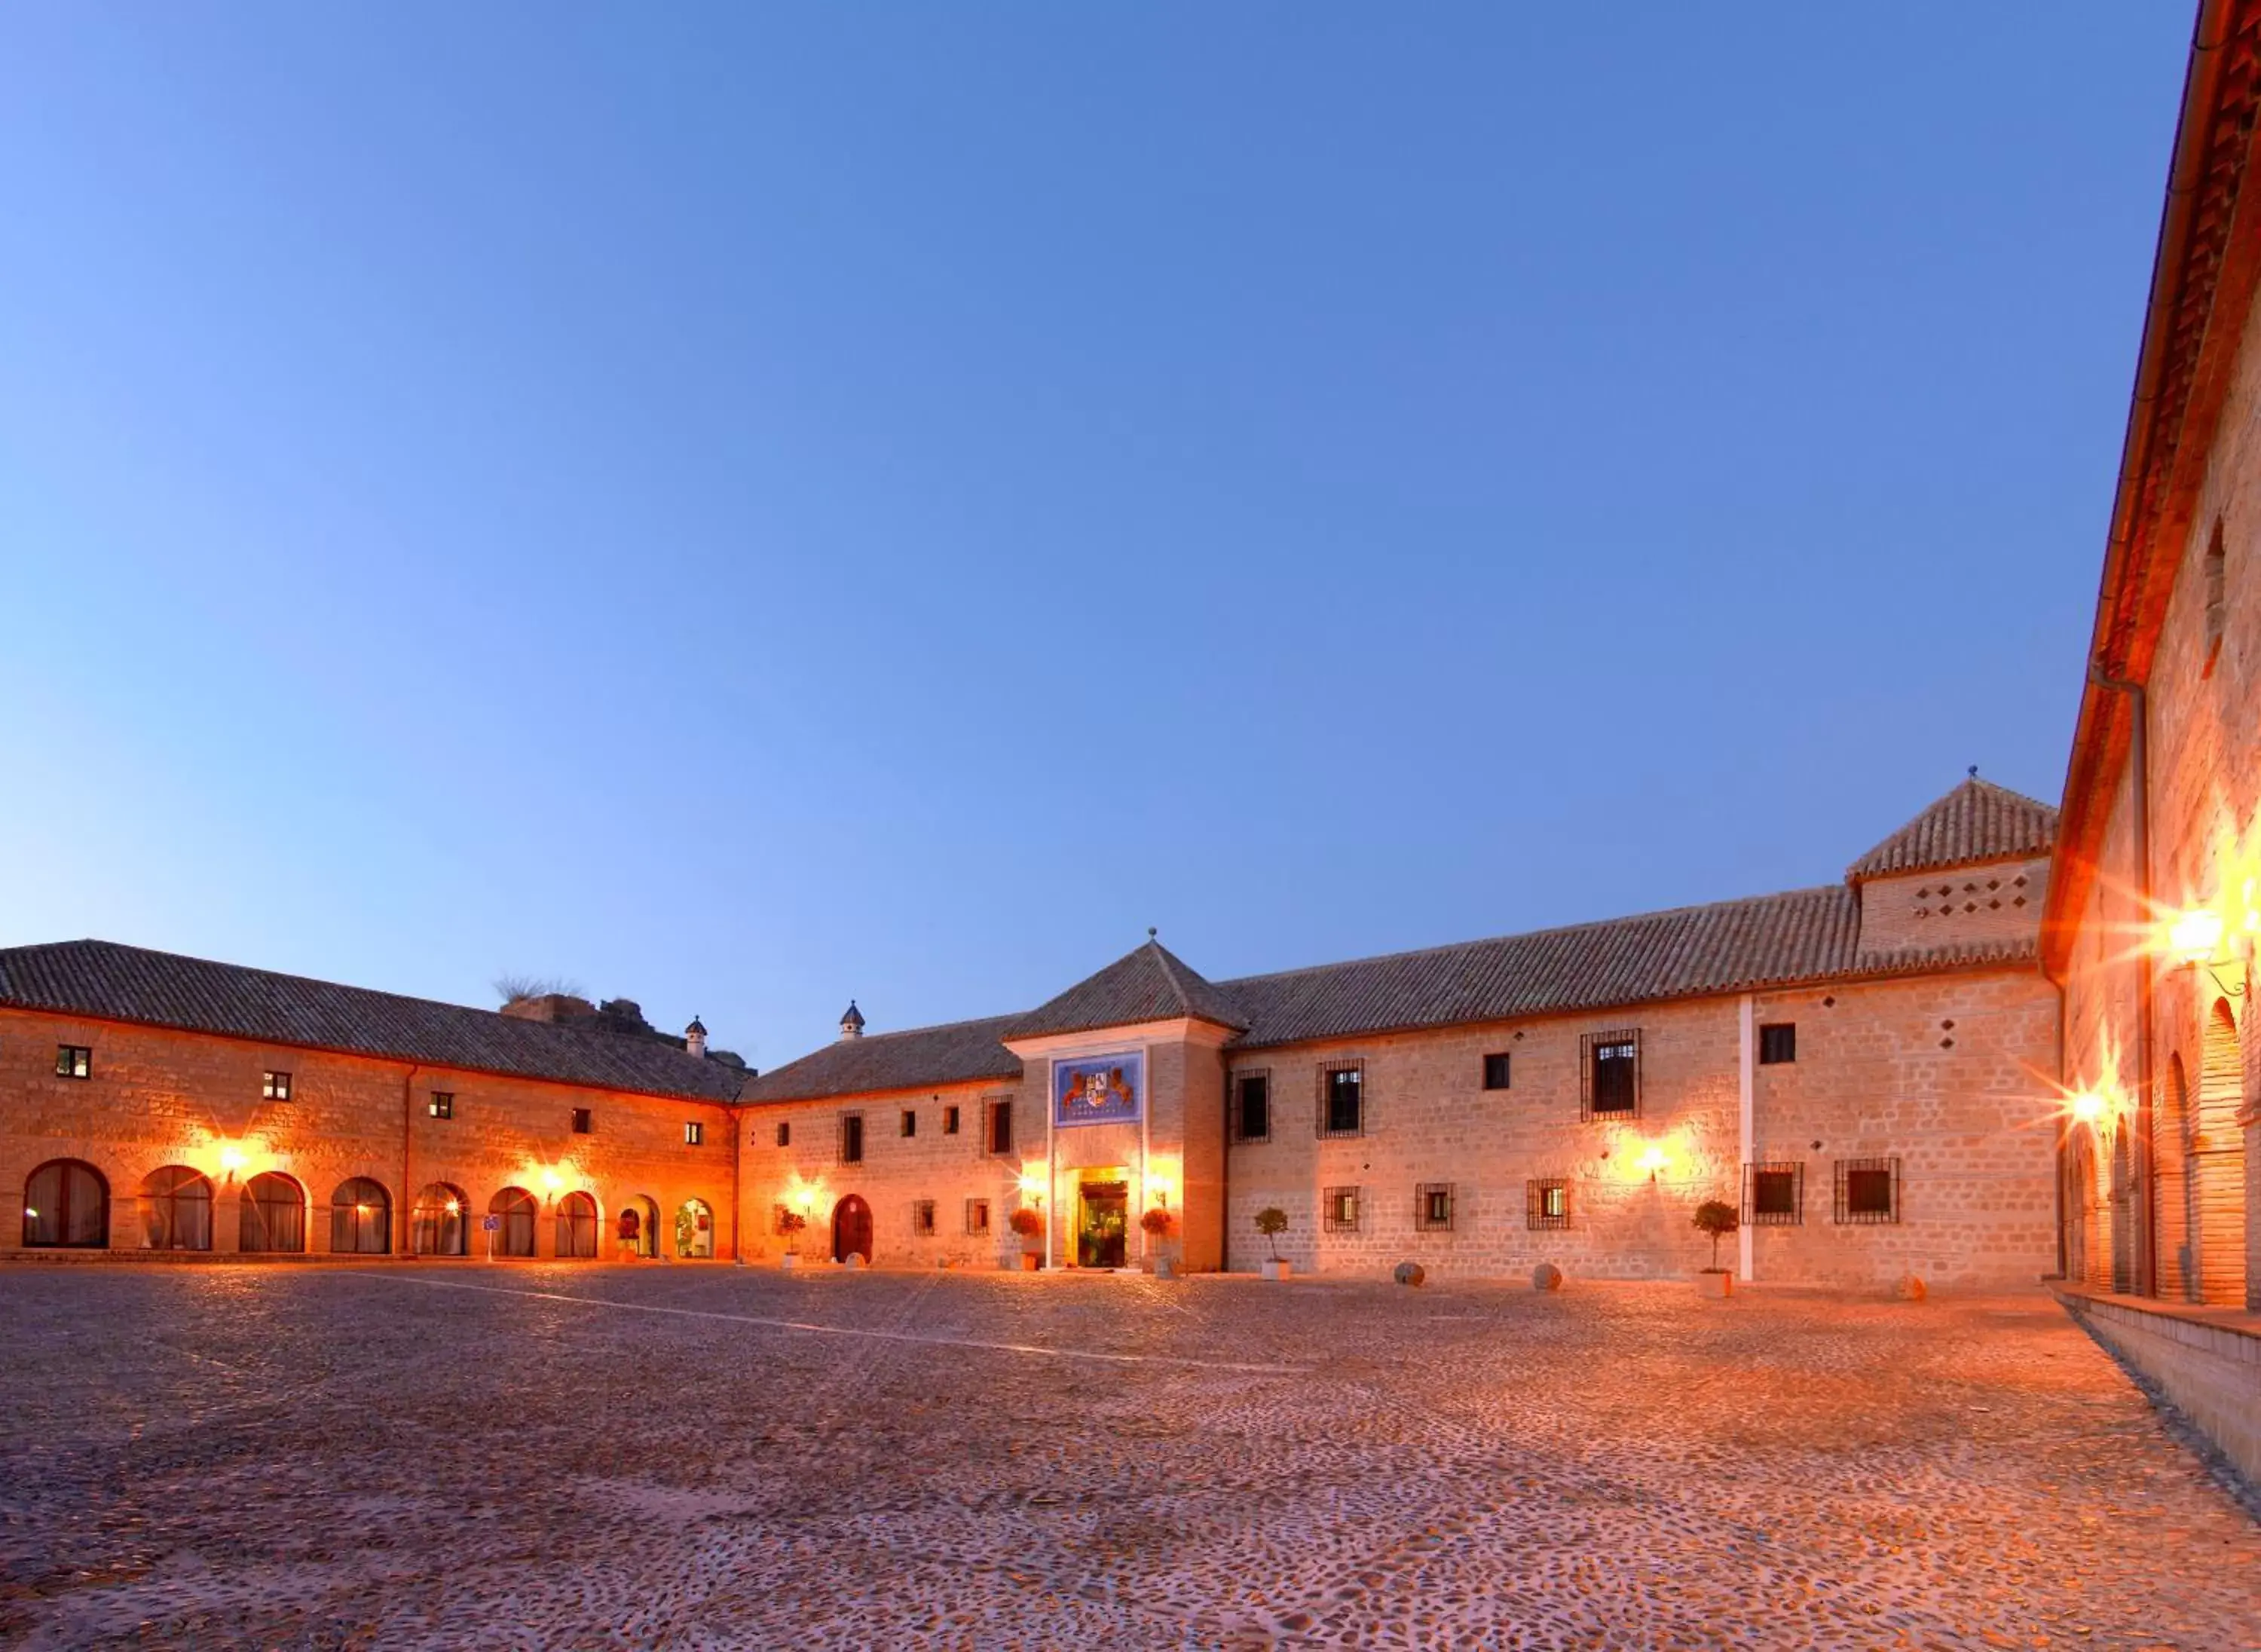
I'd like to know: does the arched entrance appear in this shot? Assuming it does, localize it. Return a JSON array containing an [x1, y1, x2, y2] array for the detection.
[[2063, 1127, 2097, 1285], [555, 1192, 598, 1259], [2160, 1054, 2194, 1299], [675, 1198, 714, 1259], [2193, 999, 2248, 1306], [412, 1183, 469, 1256], [490, 1187, 537, 1258], [139, 1166, 213, 1251], [240, 1173, 307, 1253], [2108, 1128, 2135, 1293], [24, 1159, 109, 1249], [619, 1195, 659, 1259], [330, 1179, 392, 1255], [832, 1195, 873, 1264]]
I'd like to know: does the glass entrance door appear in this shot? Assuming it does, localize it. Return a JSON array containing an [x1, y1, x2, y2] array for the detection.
[[1078, 1180, 1128, 1268]]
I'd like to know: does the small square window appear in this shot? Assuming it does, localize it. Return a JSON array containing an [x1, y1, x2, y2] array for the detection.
[[1758, 1023, 1797, 1065], [901, 1108, 917, 1139], [1581, 1031, 1639, 1119], [571, 1108, 592, 1135], [54, 1045, 91, 1081], [1234, 1072, 1271, 1143], [1415, 1182, 1455, 1232], [684, 1121, 705, 1146], [262, 1069, 292, 1100], [965, 1197, 991, 1236], [1834, 1157, 1899, 1224], [986, 1100, 1014, 1157], [776, 1121, 791, 1148], [428, 1092, 454, 1120], [1320, 1065, 1363, 1136], [944, 1105, 960, 1136], [1323, 1185, 1360, 1231], [1525, 1179, 1570, 1230], [1482, 1052, 1512, 1091], [840, 1112, 864, 1164], [914, 1198, 937, 1235], [1745, 1163, 1804, 1225]]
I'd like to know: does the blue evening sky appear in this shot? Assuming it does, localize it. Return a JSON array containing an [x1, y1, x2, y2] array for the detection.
[[0, 5, 2192, 1069]]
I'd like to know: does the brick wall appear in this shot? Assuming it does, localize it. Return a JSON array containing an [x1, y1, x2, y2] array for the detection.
[[1855, 859, 2051, 955]]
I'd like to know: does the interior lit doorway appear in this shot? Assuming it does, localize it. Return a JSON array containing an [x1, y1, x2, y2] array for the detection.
[[1077, 1178, 1128, 1268]]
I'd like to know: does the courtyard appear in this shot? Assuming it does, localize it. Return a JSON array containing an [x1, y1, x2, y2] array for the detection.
[[0, 1268, 2254, 1650]]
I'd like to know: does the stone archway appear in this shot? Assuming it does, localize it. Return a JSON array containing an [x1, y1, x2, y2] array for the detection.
[[2063, 1127, 2097, 1285], [2192, 999, 2247, 1306], [832, 1195, 873, 1264]]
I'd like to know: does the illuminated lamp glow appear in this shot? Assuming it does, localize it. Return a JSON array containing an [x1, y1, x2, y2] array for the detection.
[[2168, 907, 2226, 965], [2069, 1091, 2106, 1124]]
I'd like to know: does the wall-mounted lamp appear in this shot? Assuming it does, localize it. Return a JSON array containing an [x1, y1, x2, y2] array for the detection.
[[2068, 1091, 2106, 1126], [219, 1146, 246, 1185], [2165, 906, 2247, 998], [1638, 1144, 1670, 1182]]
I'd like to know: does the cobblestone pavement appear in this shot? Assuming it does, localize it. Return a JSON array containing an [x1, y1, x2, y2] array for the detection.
[[0, 1266, 2256, 1650]]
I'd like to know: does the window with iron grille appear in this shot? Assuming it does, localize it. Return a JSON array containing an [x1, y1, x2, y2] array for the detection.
[[428, 1092, 454, 1120], [54, 1046, 91, 1081], [1415, 1182, 1455, 1232], [901, 1108, 917, 1139], [1232, 1070, 1271, 1143], [262, 1070, 292, 1100], [684, 1120, 703, 1146], [1743, 1162, 1803, 1225], [1525, 1178, 1570, 1230], [914, 1199, 936, 1235], [571, 1107, 592, 1134], [1482, 1052, 1512, 1091], [944, 1105, 960, 1135], [986, 1098, 1014, 1156], [1758, 1023, 1797, 1065], [840, 1112, 864, 1164], [1834, 1157, 1900, 1224], [965, 1197, 991, 1236], [776, 1121, 791, 1148], [1580, 1030, 1640, 1119], [1323, 1185, 1360, 1231], [1319, 1063, 1364, 1137]]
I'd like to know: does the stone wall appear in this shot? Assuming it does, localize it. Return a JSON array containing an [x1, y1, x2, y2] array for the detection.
[[2058, 1287, 2261, 1487]]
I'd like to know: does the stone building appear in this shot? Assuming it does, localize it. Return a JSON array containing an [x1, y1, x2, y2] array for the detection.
[[2042, 0, 2261, 1482], [2, 777, 2065, 1291]]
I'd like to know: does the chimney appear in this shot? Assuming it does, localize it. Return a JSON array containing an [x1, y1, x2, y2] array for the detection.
[[685, 1016, 708, 1060], [839, 999, 866, 1041]]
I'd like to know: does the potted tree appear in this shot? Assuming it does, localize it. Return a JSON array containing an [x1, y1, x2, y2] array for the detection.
[[1008, 1206, 1045, 1271], [1140, 1206, 1176, 1278], [777, 1209, 807, 1271], [1254, 1207, 1292, 1280], [1692, 1199, 1739, 1298]]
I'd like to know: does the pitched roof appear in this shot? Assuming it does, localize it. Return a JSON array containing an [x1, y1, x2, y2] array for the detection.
[[1844, 777, 2057, 881], [736, 1014, 1024, 1104], [0, 940, 744, 1103], [1005, 938, 1247, 1042]]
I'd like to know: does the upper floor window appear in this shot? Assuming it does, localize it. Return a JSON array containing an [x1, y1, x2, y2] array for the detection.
[[54, 1046, 91, 1081], [1320, 1064, 1363, 1137], [684, 1121, 705, 1146], [1758, 1023, 1796, 1065], [1482, 1052, 1512, 1091], [944, 1105, 961, 1135], [1234, 1072, 1271, 1143], [1580, 1030, 1640, 1119], [840, 1112, 865, 1164], [986, 1099, 1014, 1157], [2204, 516, 2228, 676], [776, 1121, 791, 1148], [427, 1092, 454, 1120], [571, 1108, 592, 1135], [262, 1070, 292, 1100], [900, 1108, 917, 1139]]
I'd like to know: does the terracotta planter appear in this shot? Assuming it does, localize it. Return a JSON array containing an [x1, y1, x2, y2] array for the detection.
[[1261, 1258, 1293, 1282], [779, 1253, 799, 1272], [1697, 1269, 1733, 1299], [1019, 1252, 1042, 1271], [1152, 1254, 1176, 1280]]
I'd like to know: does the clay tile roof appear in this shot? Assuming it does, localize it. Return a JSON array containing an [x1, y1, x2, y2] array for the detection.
[[1005, 939, 1248, 1042], [1843, 777, 2058, 882], [0, 939, 744, 1103], [736, 1014, 1024, 1103]]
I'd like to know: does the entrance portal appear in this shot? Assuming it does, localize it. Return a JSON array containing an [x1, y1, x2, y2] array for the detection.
[[1078, 1179, 1128, 1269], [833, 1194, 873, 1263]]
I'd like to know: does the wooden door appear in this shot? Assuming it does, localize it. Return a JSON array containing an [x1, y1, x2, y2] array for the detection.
[[833, 1195, 873, 1263]]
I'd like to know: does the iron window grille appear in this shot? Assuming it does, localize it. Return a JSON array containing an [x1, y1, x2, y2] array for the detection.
[[986, 1099, 1014, 1157], [914, 1199, 936, 1235], [571, 1108, 592, 1135], [1318, 1063, 1365, 1137], [1758, 1023, 1797, 1065], [428, 1093, 454, 1120], [1525, 1178, 1571, 1230], [1580, 1030, 1641, 1120], [1834, 1157, 1900, 1225], [1482, 1053, 1512, 1091], [1743, 1162, 1804, 1225], [776, 1121, 791, 1148], [1415, 1182, 1455, 1232], [840, 1112, 864, 1164], [901, 1108, 917, 1139], [262, 1070, 292, 1100], [1232, 1070, 1272, 1143], [944, 1106, 960, 1135], [54, 1046, 91, 1081], [684, 1121, 705, 1146], [965, 1197, 991, 1236], [1323, 1185, 1360, 1231]]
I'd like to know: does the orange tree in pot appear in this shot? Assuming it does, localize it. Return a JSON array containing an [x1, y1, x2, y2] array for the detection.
[[1691, 1199, 1739, 1297], [1140, 1207, 1175, 1277], [1008, 1205, 1044, 1270]]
